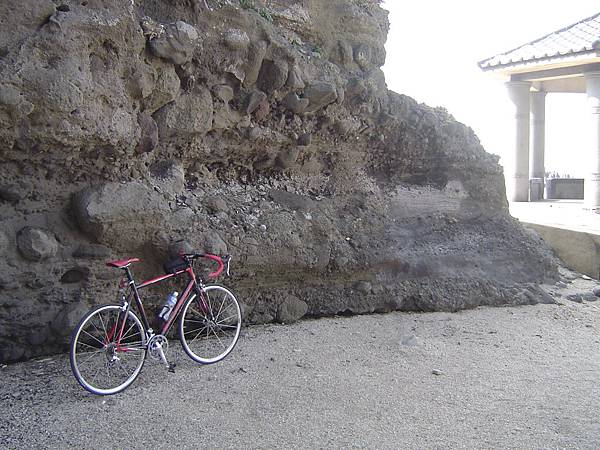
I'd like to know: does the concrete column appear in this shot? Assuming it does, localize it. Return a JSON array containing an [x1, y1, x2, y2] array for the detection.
[[530, 91, 546, 200], [584, 72, 600, 208], [505, 81, 532, 202]]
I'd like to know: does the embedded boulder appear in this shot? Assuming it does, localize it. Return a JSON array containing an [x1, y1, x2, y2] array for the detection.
[[282, 92, 309, 114], [16, 227, 58, 261], [149, 160, 186, 194], [276, 295, 309, 323], [223, 28, 250, 51], [148, 20, 199, 66], [257, 59, 289, 94], [143, 64, 181, 113], [136, 112, 159, 154], [304, 82, 338, 112], [73, 182, 169, 246], [247, 91, 268, 114], [243, 41, 268, 87], [153, 88, 213, 138]]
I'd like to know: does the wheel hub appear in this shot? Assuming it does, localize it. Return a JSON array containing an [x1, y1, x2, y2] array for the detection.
[[104, 343, 120, 362]]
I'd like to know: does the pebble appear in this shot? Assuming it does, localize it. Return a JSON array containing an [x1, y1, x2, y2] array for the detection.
[[400, 335, 419, 346]]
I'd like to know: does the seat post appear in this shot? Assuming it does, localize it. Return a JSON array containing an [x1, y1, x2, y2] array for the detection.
[[123, 266, 135, 284]]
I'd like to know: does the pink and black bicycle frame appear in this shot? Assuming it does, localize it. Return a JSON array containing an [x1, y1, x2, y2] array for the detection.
[[111, 254, 225, 346], [115, 266, 203, 344]]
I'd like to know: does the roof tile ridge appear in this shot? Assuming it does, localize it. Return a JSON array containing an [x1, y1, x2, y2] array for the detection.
[[478, 11, 600, 67]]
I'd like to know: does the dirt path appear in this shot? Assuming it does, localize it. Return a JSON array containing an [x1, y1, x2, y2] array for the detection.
[[2, 292, 600, 449]]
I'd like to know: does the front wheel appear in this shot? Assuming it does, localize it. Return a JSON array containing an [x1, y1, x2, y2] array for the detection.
[[179, 285, 242, 364], [70, 304, 147, 395]]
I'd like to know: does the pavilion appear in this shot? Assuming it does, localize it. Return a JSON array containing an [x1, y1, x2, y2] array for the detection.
[[479, 12, 600, 206]]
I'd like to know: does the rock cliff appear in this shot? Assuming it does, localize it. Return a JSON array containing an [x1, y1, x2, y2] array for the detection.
[[0, 0, 557, 362]]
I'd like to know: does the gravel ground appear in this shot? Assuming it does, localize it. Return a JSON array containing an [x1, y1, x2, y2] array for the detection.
[[2, 277, 600, 449]]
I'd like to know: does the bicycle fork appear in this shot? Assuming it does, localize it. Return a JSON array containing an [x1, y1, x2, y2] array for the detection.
[[195, 286, 213, 320]]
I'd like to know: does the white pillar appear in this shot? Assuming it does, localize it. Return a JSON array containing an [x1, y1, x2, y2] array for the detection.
[[530, 91, 546, 200], [584, 72, 600, 208], [506, 81, 532, 202]]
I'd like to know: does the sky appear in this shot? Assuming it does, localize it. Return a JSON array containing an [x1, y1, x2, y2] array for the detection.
[[381, 1, 599, 178]]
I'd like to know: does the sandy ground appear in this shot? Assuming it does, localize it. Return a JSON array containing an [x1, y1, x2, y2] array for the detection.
[[2, 270, 600, 449]]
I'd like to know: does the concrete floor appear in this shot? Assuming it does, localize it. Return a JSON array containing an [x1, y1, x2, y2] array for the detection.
[[510, 200, 600, 278], [509, 200, 600, 235]]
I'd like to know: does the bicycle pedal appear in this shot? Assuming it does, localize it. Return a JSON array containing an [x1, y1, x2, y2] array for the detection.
[[168, 363, 176, 373]]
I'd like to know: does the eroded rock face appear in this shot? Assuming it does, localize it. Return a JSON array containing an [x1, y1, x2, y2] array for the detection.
[[0, 0, 559, 363]]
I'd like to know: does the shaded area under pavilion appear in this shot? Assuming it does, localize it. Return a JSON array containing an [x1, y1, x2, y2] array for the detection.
[[479, 12, 600, 207]]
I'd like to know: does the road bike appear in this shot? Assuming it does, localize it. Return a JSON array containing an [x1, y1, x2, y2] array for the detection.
[[69, 252, 242, 395]]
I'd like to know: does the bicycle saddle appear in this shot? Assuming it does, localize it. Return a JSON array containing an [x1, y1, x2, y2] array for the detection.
[[106, 258, 140, 268]]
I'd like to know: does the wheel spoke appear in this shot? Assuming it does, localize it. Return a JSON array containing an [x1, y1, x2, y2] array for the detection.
[[207, 293, 213, 318], [81, 329, 105, 347], [77, 349, 105, 367], [216, 324, 238, 329], [90, 365, 102, 385], [184, 318, 207, 325], [121, 321, 138, 341], [97, 313, 109, 341], [210, 327, 225, 349], [185, 324, 209, 338], [216, 313, 237, 325], [215, 303, 235, 322], [88, 319, 104, 341], [215, 294, 226, 321], [116, 362, 130, 377], [189, 324, 210, 344], [77, 341, 102, 351]]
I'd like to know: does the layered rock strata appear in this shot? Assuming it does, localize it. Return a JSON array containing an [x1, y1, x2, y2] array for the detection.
[[0, 0, 557, 362]]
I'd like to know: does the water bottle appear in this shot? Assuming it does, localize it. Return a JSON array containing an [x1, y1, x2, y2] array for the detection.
[[159, 291, 178, 321]]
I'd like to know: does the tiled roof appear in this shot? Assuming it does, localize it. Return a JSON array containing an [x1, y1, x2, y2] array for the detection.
[[479, 12, 600, 70]]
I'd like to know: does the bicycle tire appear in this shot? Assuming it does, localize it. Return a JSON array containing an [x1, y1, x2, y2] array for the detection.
[[70, 304, 147, 395], [179, 285, 242, 364]]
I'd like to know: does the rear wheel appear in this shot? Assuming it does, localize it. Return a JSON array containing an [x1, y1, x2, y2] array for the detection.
[[179, 285, 242, 364], [70, 304, 147, 395]]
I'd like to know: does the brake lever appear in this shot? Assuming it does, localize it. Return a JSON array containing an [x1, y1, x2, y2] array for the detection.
[[225, 255, 232, 277]]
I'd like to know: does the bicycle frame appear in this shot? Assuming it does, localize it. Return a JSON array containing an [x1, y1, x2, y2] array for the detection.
[[115, 265, 208, 345]]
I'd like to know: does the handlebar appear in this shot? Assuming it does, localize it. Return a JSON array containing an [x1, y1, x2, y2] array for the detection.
[[180, 252, 232, 279]]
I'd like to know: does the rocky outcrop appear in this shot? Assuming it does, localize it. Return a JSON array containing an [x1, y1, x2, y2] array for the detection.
[[0, 0, 558, 363]]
